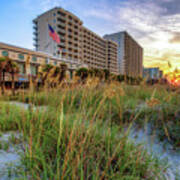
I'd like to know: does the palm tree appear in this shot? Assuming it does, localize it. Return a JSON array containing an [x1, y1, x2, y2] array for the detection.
[[4, 58, 19, 95], [59, 63, 68, 83], [76, 67, 89, 83], [0, 57, 6, 95], [10, 62, 19, 95], [41, 64, 53, 87]]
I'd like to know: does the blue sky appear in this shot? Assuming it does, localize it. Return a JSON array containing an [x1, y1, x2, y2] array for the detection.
[[0, 0, 180, 71]]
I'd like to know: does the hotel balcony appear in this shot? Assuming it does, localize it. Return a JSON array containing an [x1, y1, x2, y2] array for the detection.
[[33, 31, 38, 36], [33, 43, 38, 48], [33, 37, 38, 42], [60, 36, 65, 40], [58, 29, 66, 34], [33, 19, 37, 24], [58, 42, 65, 47], [68, 44, 73, 49], [33, 25, 38, 30], [62, 49, 67, 53], [57, 22, 66, 28], [57, 14, 66, 22]]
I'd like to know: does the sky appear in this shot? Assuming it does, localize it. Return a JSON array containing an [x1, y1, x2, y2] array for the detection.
[[0, 0, 180, 73]]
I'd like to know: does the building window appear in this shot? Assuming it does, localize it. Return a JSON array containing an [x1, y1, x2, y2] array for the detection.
[[18, 54, 24, 60], [32, 56, 37, 62], [18, 63, 25, 74], [30, 65, 37, 76], [46, 58, 50, 64], [54, 61, 57, 65], [2, 51, 8, 57], [53, 13, 56, 16], [53, 19, 56, 23], [70, 70, 73, 79]]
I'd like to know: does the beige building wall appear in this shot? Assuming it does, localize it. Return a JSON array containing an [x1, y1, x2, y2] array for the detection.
[[82, 27, 107, 70], [106, 41, 118, 74], [34, 7, 83, 62], [104, 32, 143, 77], [124, 32, 143, 77], [0, 42, 85, 81]]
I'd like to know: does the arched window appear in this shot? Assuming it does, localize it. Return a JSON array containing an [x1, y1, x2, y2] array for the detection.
[[18, 54, 24, 60], [32, 56, 37, 62], [2, 51, 8, 57], [46, 58, 50, 64]]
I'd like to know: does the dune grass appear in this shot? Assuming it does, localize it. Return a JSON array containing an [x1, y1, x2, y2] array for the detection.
[[0, 82, 179, 179]]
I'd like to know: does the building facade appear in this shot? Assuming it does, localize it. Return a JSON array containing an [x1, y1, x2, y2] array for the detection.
[[106, 40, 118, 74], [104, 32, 143, 77], [33, 7, 118, 74], [0, 42, 86, 82], [143, 67, 163, 79], [33, 7, 83, 62]]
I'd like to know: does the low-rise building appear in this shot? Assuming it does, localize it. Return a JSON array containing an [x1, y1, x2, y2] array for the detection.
[[0, 42, 86, 82], [143, 67, 163, 79]]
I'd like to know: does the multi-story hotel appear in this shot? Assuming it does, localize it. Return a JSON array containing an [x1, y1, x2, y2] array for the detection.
[[104, 32, 143, 77], [33, 7, 83, 62], [33, 7, 119, 74], [106, 40, 118, 74]]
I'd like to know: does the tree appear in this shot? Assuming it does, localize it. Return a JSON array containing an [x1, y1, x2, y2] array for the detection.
[[40, 64, 54, 86], [0, 57, 6, 95], [4, 58, 19, 95], [117, 74, 125, 82], [76, 67, 89, 82], [88, 68, 104, 79], [103, 69, 110, 80], [59, 63, 68, 83]]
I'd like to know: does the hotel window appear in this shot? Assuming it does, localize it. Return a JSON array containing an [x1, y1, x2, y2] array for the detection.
[[30, 65, 37, 76], [18, 63, 25, 74], [32, 56, 37, 62], [18, 54, 24, 60], [54, 61, 57, 65], [2, 51, 8, 57], [46, 58, 50, 64]]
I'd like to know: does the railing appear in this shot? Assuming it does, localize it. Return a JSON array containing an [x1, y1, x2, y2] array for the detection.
[[58, 22, 66, 28], [58, 29, 66, 34]]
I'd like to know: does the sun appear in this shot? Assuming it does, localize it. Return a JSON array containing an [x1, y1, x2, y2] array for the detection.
[[166, 69, 180, 87]]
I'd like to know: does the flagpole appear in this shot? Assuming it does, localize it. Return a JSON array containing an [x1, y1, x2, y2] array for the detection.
[[47, 22, 61, 58]]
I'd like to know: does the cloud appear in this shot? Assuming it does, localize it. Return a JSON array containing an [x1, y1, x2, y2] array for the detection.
[[83, 0, 180, 71], [40, 0, 63, 11], [20, 0, 180, 71], [157, 0, 180, 15], [169, 32, 180, 43]]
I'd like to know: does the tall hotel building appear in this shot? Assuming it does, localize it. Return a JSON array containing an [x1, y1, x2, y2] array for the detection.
[[33, 7, 118, 74], [104, 32, 143, 77]]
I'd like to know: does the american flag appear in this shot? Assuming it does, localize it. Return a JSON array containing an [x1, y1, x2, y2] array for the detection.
[[48, 24, 60, 44]]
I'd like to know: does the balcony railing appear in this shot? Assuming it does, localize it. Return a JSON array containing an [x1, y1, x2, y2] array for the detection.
[[58, 29, 66, 34], [58, 22, 66, 28], [33, 25, 38, 30]]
